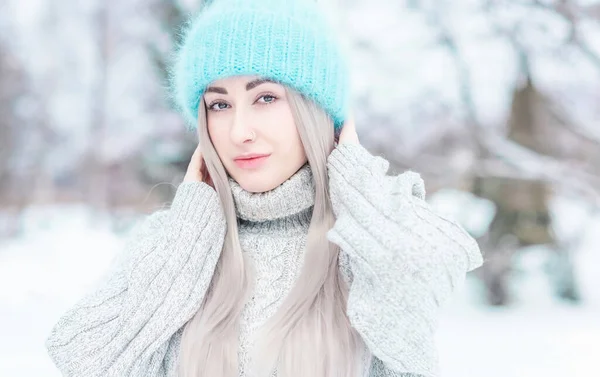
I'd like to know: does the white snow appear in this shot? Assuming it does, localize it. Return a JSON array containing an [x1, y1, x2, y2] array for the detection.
[[0, 205, 129, 377]]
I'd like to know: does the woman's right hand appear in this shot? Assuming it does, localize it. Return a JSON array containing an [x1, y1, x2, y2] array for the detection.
[[183, 145, 213, 187]]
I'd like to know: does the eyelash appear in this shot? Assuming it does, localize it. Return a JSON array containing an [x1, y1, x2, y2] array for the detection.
[[207, 93, 279, 112]]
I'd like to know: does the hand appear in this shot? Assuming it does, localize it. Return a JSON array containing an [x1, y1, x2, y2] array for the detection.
[[338, 114, 360, 145], [183, 145, 213, 187]]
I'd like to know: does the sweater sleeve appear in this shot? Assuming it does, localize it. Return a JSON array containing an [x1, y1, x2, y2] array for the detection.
[[45, 181, 227, 377], [327, 143, 483, 377]]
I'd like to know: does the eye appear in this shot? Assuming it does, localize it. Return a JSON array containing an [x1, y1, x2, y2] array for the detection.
[[208, 101, 230, 111], [256, 94, 278, 104]]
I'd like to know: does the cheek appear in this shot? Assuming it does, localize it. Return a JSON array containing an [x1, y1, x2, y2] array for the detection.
[[269, 108, 305, 159], [265, 105, 300, 142]]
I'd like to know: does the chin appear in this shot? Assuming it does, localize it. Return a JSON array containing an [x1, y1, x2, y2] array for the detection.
[[232, 170, 282, 193]]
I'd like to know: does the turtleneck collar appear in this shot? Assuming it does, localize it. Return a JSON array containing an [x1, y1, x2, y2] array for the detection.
[[228, 164, 315, 223]]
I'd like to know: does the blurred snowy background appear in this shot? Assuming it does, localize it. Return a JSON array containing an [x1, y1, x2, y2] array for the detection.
[[1, 0, 599, 376]]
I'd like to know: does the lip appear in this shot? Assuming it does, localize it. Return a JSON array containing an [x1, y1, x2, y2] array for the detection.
[[234, 153, 271, 160], [233, 153, 271, 169]]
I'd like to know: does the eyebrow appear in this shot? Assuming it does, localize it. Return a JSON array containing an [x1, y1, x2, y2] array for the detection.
[[205, 78, 276, 95]]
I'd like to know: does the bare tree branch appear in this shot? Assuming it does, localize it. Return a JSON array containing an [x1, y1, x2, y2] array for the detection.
[[480, 129, 600, 207], [427, 4, 492, 162], [530, 0, 600, 70]]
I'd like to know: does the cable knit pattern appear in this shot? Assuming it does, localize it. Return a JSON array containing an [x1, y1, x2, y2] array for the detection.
[[326, 143, 484, 377], [45, 144, 483, 377], [45, 182, 227, 377], [232, 165, 314, 376]]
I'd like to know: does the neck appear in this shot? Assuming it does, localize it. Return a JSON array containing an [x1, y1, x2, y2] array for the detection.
[[228, 164, 315, 232]]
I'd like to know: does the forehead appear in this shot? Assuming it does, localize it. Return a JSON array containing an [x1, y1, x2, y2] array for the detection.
[[207, 75, 261, 88]]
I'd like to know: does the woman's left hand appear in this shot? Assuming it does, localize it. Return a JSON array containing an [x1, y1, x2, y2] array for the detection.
[[338, 115, 360, 145]]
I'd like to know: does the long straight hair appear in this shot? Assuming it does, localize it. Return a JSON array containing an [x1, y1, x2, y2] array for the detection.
[[178, 88, 365, 377]]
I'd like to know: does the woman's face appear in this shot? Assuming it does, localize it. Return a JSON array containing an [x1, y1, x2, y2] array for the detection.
[[202, 75, 307, 193]]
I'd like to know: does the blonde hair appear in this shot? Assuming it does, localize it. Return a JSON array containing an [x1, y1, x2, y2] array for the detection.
[[178, 88, 365, 377]]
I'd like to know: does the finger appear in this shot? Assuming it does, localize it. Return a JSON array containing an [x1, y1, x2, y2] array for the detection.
[[187, 144, 202, 173], [339, 116, 360, 145], [348, 119, 358, 138], [343, 114, 355, 129]]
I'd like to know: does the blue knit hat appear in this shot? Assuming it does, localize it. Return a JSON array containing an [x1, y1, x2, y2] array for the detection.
[[170, 0, 350, 131]]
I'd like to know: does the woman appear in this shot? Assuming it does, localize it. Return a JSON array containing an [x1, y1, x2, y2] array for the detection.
[[45, 0, 483, 376]]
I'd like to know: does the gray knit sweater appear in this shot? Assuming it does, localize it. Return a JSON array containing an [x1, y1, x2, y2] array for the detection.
[[45, 143, 483, 377]]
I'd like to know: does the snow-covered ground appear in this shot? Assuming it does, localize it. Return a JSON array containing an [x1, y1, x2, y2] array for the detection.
[[1, 193, 599, 377]]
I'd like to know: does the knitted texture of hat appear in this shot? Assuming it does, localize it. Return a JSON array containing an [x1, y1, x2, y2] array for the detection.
[[170, 0, 350, 131]]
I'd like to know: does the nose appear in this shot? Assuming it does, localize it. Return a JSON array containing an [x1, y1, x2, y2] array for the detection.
[[230, 107, 255, 145]]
